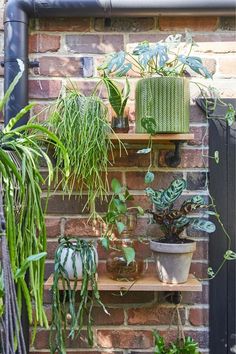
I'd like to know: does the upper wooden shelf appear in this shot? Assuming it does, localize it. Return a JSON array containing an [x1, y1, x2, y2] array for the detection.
[[108, 133, 194, 144], [45, 273, 202, 292]]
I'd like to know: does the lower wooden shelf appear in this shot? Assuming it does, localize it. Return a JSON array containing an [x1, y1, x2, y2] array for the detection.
[[45, 273, 202, 292]]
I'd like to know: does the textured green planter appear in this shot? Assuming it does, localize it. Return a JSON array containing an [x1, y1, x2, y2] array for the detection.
[[135, 77, 190, 133]]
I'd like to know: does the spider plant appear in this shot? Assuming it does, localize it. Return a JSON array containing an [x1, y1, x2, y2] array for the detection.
[[46, 90, 115, 217], [0, 61, 69, 336], [50, 237, 108, 353]]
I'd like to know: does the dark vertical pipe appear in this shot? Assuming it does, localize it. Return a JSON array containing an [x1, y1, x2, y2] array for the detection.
[[4, 1, 31, 127]]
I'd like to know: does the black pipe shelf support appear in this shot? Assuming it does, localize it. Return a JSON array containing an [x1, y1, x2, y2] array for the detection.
[[165, 140, 185, 168]]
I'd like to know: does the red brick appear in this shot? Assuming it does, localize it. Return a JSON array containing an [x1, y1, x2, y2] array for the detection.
[[66, 34, 124, 54], [38, 18, 91, 31], [190, 104, 207, 123], [34, 330, 90, 349], [100, 291, 155, 305], [159, 16, 219, 31], [31, 103, 51, 122], [192, 241, 208, 261], [190, 262, 209, 278], [218, 57, 236, 76], [192, 33, 236, 53], [43, 195, 90, 215], [64, 218, 101, 237], [189, 307, 209, 326], [125, 171, 183, 190], [158, 149, 208, 168], [93, 307, 124, 325], [29, 80, 62, 99], [45, 218, 61, 238], [97, 330, 153, 349], [188, 126, 208, 147], [110, 148, 152, 168], [219, 16, 236, 31], [128, 33, 169, 44], [94, 17, 155, 32], [127, 305, 185, 325], [29, 34, 60, 53], [39, 56, 93, 77], [181, 283, 209, 304]]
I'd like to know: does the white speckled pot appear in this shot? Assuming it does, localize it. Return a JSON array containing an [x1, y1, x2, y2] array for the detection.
[[150, 240, 196, 284], [60, 246, 98, 280]]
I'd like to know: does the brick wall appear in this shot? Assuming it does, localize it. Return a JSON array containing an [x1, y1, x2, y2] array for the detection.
[[1, 7, 236, 353]]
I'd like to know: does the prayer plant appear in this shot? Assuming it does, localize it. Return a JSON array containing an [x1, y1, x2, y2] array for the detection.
[[50, 237, 108, 354], [146, 178, 216, 243], [0, 61, 69, 339]]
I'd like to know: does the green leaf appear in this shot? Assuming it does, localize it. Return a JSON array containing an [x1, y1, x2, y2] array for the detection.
[[101, 237, 110, 251], [136, 206, 144, 215], [137, 148, 151, 154], [214, 150, 220, 164], [141, 117, 157, 134], [225, 104, 235, 126], [145, 171, 155, 184], [116, 221, 126, 234], [103, 76, 122, 117], [15, 252, 47, 279], [122, 246, 135, 265], [190, 218, 216, 233], [161, 179, 186, 207], [179, 55, 212, 78], [224, 250, 236, 260], [111, 178, 122, 194]]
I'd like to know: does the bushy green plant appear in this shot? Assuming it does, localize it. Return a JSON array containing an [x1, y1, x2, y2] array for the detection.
[[154, 331, 200, 354], [146, 178, 216, 243], [99, 33, 211, 79], [50, 237, 108, 353], [46, 90, 115, 217]]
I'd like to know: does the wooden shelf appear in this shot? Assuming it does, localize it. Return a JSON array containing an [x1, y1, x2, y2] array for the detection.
[[45, 273, 202, 292], [109, 133, 194, 144]]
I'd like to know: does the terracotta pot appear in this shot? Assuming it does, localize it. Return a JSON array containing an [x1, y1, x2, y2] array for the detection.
[[150, 239, 196, 284]]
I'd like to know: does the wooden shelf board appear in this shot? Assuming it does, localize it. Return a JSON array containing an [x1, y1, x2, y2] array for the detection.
[[45, 273, 202, 292], [109, 133, 194, 144]]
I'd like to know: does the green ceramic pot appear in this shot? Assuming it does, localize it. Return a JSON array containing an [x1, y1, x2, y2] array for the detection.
[[135, 77, 190, 133]]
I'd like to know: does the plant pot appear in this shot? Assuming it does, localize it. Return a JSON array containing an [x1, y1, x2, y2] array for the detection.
[[60, 245, 98, 280], [135, 77, 190, 133], [118, 212, 137, 238], [150, 239, 196, 284], [111, 116, 129, 133]]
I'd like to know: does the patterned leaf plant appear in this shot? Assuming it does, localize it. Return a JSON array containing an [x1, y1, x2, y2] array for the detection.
[[146, 179, 216, 243]]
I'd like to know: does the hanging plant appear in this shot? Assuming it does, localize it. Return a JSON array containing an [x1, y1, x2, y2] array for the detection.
[[50, 237, 108, 353], [46, 90, 115, 217]]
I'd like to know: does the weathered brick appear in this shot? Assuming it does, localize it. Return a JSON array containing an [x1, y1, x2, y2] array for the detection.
[[219, 16, 236, 31], [127, 305, 185, 325], [97, 330, 153, 349], [187, 172, 207, 190], [38, 17, 91, 32], [66, 34, 124, 54], [93, 307, 124, 325], [159, 16, 219, 31], [158, 149, 207, 168], [188, 126, 208, 147], [190, 262, 208, 278], [94, 17, 155, 32], [31, 103, 51, 122], [29, 80, 62, 99], [43, 195, 90, 215], [192, 33, 236, 53], [100, 291, 155, 305], [64, 218, 101, 237], [45, 217, 61, 238], [39, 56, 93, 77], [190, 104, 207, 123], [218, 57, 236, 76], [128, 33, 170, 45], [189, 307, 209, 326], [110, 148, 152, 168], [34, 330, 90, 349], [29, 34, 61, 53], [125, 171, 183, 190], [192, 240, 208, 260]]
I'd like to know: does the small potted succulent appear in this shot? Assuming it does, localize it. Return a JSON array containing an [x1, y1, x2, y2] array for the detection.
[[101, 178, 145, 281], [98, 33, 212, 134], [101, 74, 130, 133], [146, 178, 215, 284], [50, 237, 107, 352]]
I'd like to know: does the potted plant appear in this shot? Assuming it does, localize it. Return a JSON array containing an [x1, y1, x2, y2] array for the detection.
[[101, 178, 145, 281], [146, 178, 215, 284], [46, 90, 115, 217], [100, 74, 130, 133], [154, 331, 200, 354], [50, 237, 108, 353], [0, 60, 69, 335], [98, 33, 212, 134]]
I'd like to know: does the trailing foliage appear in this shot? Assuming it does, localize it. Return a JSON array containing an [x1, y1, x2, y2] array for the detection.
[[146, 179, 216, 242], [50, 237, 108, 353], [101, 178, 144, 263], [98, 33, 211, 79], [0, 61, 69, 339], [46, 90, 115, 217]]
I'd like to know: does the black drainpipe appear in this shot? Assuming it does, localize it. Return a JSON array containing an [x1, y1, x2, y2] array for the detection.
[[3, 0, 235, 352]]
